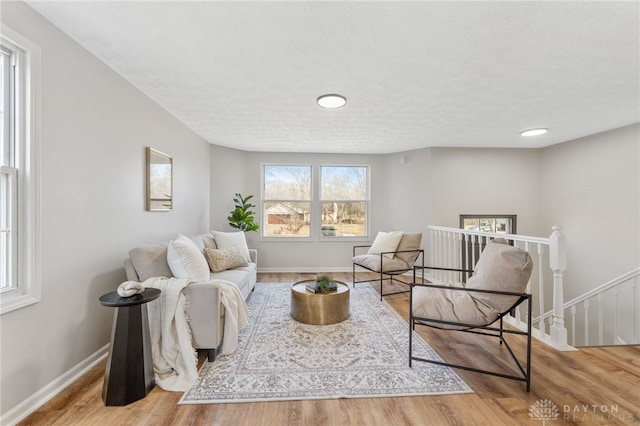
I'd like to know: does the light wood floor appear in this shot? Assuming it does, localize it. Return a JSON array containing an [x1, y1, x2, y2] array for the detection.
[[19, 272, 640, 425]]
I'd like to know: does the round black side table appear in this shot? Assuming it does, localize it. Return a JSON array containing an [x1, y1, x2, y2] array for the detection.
[[99, 288, 161, 406]]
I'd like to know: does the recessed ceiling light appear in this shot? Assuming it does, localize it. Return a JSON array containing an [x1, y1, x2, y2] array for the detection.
[[520, 128, 548, 137], [317, 94, 346, 109]]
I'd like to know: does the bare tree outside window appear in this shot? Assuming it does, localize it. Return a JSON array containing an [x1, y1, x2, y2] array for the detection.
[[262, 164, 369, 238], [320, 166, 368, 237]]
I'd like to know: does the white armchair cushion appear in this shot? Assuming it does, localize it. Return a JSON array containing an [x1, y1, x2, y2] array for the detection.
[[394, 233, 422, 266], [367, 231, 403, 258], [211, 231, 251, 262], [352, 254, 409, 273], [167, 234, 210, 282], [412, 283, 499, 329], [465, 239, 533, 313]]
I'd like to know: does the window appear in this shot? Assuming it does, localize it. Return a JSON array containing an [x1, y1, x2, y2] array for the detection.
[[320, 166, 368, 237], [1, 26, 40, 314], [262, 164, 369, 239], [263, 165, 312, 237], [459, 214, 516, 272]]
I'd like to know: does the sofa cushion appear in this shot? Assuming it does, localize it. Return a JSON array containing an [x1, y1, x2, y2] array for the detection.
[[167, 234, 210, 282], [203, 248, 248, 273], [465, 239, 533, 313], [367, 231, 403, 259], [211, 262, 257, 300], [189, 233, 218, 251], [129, 243, 172, 281], [211, 231, 251, 262]]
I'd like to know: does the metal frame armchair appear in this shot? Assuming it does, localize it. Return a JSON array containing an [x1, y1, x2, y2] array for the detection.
[[409, 239, 533, 391], [352, 232, 424, 300]]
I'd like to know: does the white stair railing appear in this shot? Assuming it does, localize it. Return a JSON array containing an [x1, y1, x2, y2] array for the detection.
[[539, 267, 640, 347], [427, 225, 572, 350]]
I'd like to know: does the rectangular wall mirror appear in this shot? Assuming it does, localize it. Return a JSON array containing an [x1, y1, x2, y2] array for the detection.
[[146, 147, 173, 211]]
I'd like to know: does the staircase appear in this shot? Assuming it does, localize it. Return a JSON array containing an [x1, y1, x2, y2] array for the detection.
[[427, 225, 640, 350], [535, 268, 640, 347]]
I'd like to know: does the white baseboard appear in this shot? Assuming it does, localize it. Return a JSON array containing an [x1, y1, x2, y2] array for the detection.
[[1, 344, 109, 426]]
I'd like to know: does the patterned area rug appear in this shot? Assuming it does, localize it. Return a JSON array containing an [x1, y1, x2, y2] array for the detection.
[[179, 282, 472, 404]]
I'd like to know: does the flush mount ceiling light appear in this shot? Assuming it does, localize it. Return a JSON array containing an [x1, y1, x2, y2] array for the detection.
[[520, 128, 548, 137], [317, 94, 346, 109]]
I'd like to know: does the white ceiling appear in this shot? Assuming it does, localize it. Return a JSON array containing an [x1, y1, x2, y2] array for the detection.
[[26, 1, 640, 154]]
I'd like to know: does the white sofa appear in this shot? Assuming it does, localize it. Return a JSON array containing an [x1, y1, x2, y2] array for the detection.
[[124, 233, 257, 361]]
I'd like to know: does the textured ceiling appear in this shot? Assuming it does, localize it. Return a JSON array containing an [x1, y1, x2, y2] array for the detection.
[[26, 1, 640, 154]]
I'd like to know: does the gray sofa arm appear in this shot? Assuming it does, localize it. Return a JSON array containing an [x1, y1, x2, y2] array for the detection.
[[184, 282, 224, 350], [249, 249, 257, 264], [123, 257, 224, 351]]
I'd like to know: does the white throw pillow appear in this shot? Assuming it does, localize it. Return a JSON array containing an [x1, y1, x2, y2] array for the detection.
[[167, 234, 210, 282], [211, 231, 251, 262], [367, 231, 404, 258]]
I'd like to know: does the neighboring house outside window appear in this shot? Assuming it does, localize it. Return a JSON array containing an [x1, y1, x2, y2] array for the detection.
[[0, 26, 40, 314], [262, 164, 369, 239], [263, 165, 312, 237]]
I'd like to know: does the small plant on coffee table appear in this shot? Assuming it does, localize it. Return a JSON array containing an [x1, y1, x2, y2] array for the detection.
[[314, 274, 338, 294]]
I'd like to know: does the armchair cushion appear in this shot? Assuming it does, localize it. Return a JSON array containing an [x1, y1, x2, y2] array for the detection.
[[394, 233, 422, 266], [352, 254, 409, 273], [465, 239, 533, 312], [367, 231, 403, 258], [412, 283, 499, 329]]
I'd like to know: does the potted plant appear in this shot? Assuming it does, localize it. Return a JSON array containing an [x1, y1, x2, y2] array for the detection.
[[228, 193, 259, 232], [312, 274, 338, 294]]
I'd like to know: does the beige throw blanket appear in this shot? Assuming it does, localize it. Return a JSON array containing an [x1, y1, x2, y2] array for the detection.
[[141, 277, 249, 392], [144, 277, 198, 392], [214, 279, 249, 354]]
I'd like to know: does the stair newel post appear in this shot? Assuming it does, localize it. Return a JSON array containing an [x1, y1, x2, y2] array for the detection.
[[549, 225, 568, 347]]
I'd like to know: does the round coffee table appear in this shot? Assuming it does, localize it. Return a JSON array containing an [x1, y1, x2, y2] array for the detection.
[[290, 280, 350, 325]]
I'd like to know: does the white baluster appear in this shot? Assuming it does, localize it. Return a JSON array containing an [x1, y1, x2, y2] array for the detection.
[[549, 225, 568, 348], [447, 231, 453, 282], [537, 243, 545, 336], [614, 287, 619, 345], [434, 230, 441, 281], [456, 232, 464, 282], [469, 234, 478, 269], [463, 233, 470, 281], [571, 305, 576, 346], [598, 293, 603, 345], [634, 280, 639, 344], [584, 299, 590, 346], [430, 229, 435, 268]]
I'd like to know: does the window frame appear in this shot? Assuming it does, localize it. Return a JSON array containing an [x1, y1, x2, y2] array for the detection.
[[0, 25, 41, 315], [261, 164, 313, 239], [261, 163, 370, 241], [319, 164, 369, 239]]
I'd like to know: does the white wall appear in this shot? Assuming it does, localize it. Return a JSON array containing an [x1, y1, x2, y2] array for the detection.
[[377, 147, 542, 259], [1, 2, 210, 418], [209, 149, 387, 270], [540, 124, 640, 298]]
